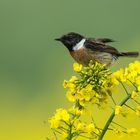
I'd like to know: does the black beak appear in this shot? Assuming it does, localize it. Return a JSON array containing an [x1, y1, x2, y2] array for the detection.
[[55, 38, 61, 41]]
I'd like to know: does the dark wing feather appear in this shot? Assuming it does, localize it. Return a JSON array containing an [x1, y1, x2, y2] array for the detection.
[[88, 38, 115, 44], [96, 38, 115, 43], [84, 39, 119, 56]]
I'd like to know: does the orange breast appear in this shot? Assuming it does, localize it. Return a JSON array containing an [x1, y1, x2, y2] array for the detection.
[[70, 48, 113, 66], [70, 48, 93, 65]]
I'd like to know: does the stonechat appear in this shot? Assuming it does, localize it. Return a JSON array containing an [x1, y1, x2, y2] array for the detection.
[[55, 32, 139, 66]]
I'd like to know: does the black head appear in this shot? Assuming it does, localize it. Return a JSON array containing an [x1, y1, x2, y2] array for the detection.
[[55, 32, 84, 51]]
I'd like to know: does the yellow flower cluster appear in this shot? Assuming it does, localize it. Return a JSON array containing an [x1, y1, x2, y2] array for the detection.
[[48, 106, 100, 139], [48, 107, 84, 128], [64, 61, 115, 107], [112, 61, 140, 89], [48, 108, 70, 128], [68, 107, 83, 116], [75, 121, 100, 139], [48, 61, 140, 140], [115, 104, 140, 118]]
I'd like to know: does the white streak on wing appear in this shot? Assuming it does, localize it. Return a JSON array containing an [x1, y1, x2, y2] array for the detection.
[[73, 39, 86, 50]]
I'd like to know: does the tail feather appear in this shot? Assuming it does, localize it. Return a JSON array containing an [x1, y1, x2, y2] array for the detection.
[[118, 52, 139, 57]]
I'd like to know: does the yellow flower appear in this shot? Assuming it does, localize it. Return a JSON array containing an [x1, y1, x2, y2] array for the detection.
[[79, 100, 85, 107], [127, 128, 137, 136], [73, 63, 82, 72], [54, 113, 61, 121], [115, 105, 122, 115], [76, 122, 86, 131], [128, 61, 140, 74], [113, 69, 126, 82], [69, 76, 78, 82], [110, 75, 119, 85], [63, 76, 78, 89], [66, 90, 76, 102], [77, 84, 95, 103], [131, 91, 139, 100], [56, 108, 70, 121], [68, 108, 83, 116], [85, 123, 95, 133], [136, 106, 140, 117], [79, 88, 92, 101], [85, 84, 93, 91], [115, 106, 131, 117], [49, 108, 70, 128], [63, 81, 76, 89], [125, 70, 137, 82], [48, 116, 60, 128]]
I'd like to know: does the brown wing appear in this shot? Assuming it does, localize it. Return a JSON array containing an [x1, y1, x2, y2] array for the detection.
[[84, 39, 119, 56]]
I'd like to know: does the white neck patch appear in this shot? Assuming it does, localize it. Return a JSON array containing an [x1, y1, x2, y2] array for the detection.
[[73, 39, 86, 51]]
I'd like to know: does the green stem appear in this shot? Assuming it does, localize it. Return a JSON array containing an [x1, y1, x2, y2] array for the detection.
[[120, 82, 129, 95], [98, 94, 131, 140], [67, 100, 80, 140], [112, 121, 127, 130], [124, 104, 136, 112], [109, 95, 116, 105], [67, 125, 73, 140]]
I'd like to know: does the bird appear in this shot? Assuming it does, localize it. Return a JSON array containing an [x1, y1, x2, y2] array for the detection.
[[55, 32, 139, 66]]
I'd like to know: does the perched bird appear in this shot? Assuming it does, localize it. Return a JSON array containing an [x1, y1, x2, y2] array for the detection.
[[55, 32, 139, 66]]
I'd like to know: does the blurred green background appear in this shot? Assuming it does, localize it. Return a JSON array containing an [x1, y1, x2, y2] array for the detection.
[[0, 0, 140, 140]]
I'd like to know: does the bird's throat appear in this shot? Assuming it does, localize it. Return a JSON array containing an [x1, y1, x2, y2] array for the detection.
[[73, 39, 86, 51]]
